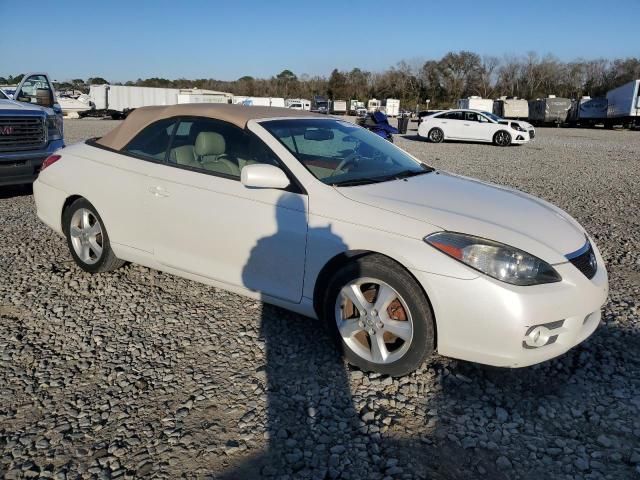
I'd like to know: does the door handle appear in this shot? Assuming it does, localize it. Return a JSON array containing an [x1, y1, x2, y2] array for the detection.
[[464, 123, 471, 126], [149, 186, 170, 198]]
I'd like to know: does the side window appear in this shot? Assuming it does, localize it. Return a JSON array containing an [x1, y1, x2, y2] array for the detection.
[[124, 118, 177, 161], [166, 118, 279, 179], [465, 112, 479, 122], [441, 111, 463, 120]]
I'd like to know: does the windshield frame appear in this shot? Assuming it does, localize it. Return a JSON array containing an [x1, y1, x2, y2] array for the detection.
[[480, 111, 502, 122], [259, 117, 432, 187]]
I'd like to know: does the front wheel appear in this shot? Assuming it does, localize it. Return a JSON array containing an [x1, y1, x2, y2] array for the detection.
[[324, 254, 435, 376], [493, 130, 511, 146], [63, 198, 125, 273]]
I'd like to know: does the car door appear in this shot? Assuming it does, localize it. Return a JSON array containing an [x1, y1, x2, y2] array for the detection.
[[437, 111, 464, 139], [82, 118, 179, 253], [145, 116, 308, 303], [461, 111, 490, 140]]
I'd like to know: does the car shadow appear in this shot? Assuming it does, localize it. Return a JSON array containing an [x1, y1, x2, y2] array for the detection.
[[214, 193, 636, 479]]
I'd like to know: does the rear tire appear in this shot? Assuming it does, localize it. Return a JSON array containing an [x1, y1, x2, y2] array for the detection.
[[62, 198, 124, 273], [323, 254, 435, 376], [493, 130, 511, 146], [428, 127, 444, 143]]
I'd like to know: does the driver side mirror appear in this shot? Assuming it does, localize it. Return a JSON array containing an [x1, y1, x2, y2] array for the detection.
[[241, 164, 290, 189], [36, 88, 53, 107]]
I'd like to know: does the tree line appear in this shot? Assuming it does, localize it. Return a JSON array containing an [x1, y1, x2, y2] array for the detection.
[[3, 51, 639, 109]]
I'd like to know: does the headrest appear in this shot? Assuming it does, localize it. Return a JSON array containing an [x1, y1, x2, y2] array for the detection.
[[195, 131, 225, 156]]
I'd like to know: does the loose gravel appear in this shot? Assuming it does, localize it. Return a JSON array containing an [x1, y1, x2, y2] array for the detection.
[[1, 119, 639, 479]]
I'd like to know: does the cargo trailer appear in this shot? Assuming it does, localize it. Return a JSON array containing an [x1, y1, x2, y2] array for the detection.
[[457, 96, 493, 112], [606, 80, 640, 128], [88, 85, 232, 118], [493, 97, 529, 120], [567, 96, 608, 126], [528, 96, 572, 126]]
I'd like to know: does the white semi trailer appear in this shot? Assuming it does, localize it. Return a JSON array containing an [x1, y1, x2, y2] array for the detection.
[[606, 80, 640, 128]]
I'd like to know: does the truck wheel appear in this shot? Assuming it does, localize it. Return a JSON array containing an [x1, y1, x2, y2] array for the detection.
[[323, 254, 435, 376], [63, 198, 125, 274]]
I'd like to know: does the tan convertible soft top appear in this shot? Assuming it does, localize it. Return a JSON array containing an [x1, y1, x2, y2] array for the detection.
[[96, 103, 325, 150]]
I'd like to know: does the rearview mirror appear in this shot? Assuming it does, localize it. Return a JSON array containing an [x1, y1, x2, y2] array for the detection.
[[304, 128, 334, 141], [36, 88, 52, 107], [241, 164, 290, 189]]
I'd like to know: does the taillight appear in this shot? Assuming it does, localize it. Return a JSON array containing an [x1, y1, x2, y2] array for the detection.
[[41, 154, 61, 171]]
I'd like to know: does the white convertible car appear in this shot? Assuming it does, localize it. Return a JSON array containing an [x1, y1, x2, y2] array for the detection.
[[418, 109, 536, 146], [34, 104, 607, 376]]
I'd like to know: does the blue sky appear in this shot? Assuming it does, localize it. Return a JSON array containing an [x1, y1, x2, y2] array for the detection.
[[1, 0, 638, 82]]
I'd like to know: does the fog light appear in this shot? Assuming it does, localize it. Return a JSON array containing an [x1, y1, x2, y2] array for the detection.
[[524, 326, 551, 347]]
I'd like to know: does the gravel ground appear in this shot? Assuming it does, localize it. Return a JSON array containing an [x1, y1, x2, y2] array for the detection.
[[1, 118, 639, 479]]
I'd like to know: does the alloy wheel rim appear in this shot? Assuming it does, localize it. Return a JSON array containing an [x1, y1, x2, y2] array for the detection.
[[334, 277, 414, 364], [430, 129, 442, 142], [497, 132, 509, 145], [70, 208, 103, 265]]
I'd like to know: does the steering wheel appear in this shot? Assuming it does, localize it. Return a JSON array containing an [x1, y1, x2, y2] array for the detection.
[[330, 151, 360, 177]]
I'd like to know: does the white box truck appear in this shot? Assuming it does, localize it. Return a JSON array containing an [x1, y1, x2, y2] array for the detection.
[[458, 96, 493, 112], [380, 99, 400, 117], [606, 80, 640, 128], [331, 100, 347, 115]]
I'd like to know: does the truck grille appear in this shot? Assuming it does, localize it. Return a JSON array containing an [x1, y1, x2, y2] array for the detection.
[[0, 116, 46, 152], [567, 242, 597, 280]]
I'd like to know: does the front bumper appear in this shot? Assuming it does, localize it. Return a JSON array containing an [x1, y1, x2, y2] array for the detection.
[[510, 130, 533, 144], [0, 139, 64, 186], [411, 243, 608, 368]]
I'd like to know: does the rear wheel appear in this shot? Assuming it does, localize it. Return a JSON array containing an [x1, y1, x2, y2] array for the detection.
[[493, 130, 511, 146], [323, 254, 435, 376], [428, 127, 444, 143], [63, 198, 124, 273]]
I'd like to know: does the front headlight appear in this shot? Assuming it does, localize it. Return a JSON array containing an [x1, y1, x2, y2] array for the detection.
[[47, 115, 63, 140], [511, 122, 525, 131], [424, 232, 561, 286]]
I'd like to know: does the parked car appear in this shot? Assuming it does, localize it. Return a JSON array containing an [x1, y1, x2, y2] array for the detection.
[[0, 73, 64, 186], [33, 104, 607, 376], [418, 109, 535, 146]]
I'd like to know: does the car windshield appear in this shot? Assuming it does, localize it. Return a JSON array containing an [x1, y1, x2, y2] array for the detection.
[[481, 111, 502, 122], [262, 118, 432, 186], [0, 89, 7, 100]]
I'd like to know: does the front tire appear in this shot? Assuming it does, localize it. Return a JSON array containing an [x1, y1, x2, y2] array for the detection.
[[428, 127, 444, 143], [323, 254, 435, 376], [493, 130, 511, 146], [63, 198, 124, 273]]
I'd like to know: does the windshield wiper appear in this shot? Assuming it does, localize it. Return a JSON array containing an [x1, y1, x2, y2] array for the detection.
[[331, 168, 433, 187], [331, 176, 391, 187]]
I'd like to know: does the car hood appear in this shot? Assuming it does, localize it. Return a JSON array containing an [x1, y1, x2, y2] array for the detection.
[[0, 99, 53, 114], [337, 171, 586, 264]]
